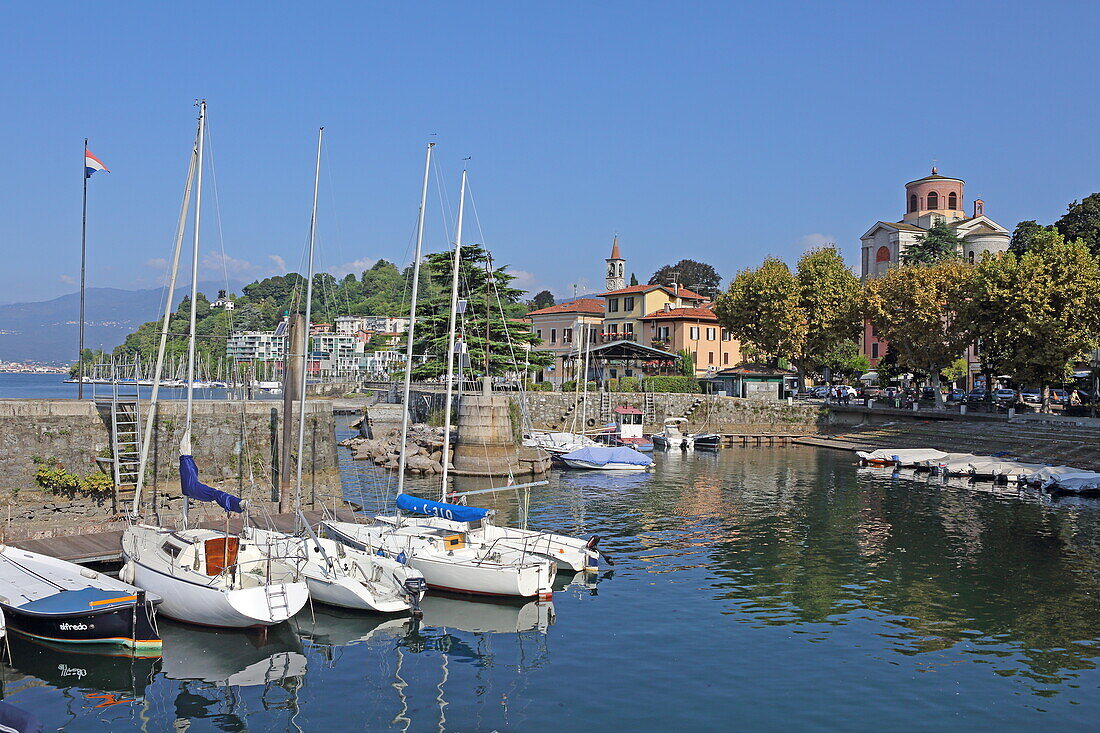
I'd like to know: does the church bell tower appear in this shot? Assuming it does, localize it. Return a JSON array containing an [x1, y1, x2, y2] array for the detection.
[[605, 236, 625, 291]]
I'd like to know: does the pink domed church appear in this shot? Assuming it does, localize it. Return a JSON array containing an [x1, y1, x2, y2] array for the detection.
[[860, 168, 1010, 364]]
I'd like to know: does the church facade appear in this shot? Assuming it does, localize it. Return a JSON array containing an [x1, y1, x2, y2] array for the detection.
[[860, 169, 1010, 364]]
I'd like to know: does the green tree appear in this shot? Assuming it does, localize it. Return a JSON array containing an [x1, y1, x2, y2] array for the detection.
[[901, 221, 964, 265], [629, 272, 639, 286], [714, 257, 805, 361], [1009, 220, 1052, 255], [528, 290, 555, 311], [677, 349, 695, 376], [1055, 192, 1100, 257], [863, 261, 975, 409], [411, 244, 552, 379], [820, 339, 869, 380], [942, 357, 968, 386], [966, 231, 1100, 411], [792, 246, 862, 383], [649, 259, 722, 298]]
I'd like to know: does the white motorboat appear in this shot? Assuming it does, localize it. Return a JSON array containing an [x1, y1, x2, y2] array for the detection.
[[242, 525, 426, 613], [651, 418, 692, 450], [560, 445, 653, 471], [857, 448, 951, 467], [0, 544, 160, 651]]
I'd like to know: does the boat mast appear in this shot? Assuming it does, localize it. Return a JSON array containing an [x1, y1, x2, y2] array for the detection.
[[132, 133, 199, 517], [294, 127, 324, 521], [182, 99, 206, 530], [439, 168, 466, 501], [396, 142, 434, 495]]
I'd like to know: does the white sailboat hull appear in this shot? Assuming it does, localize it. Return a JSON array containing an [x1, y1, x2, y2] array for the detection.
[[242, 528, 424, 614], [562, 459, 649, 471], [323, 521, 555, 598], [122, 525, 309, 628]]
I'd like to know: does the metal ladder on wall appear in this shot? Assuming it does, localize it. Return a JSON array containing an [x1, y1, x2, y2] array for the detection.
[[93, 359, 143, 513], [599, 392, 612, 423], [643, 392, 656, 424]]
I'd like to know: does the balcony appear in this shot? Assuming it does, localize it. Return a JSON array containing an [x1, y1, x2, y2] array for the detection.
[[600, 332, 637, 343]]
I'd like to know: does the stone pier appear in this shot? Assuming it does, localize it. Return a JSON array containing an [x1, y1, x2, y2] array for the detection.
[[450, 392, 550, 477]]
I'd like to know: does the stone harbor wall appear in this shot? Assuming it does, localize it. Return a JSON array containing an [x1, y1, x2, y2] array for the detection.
[[0, 399, 339, 529], [518, 392, 825, 435]]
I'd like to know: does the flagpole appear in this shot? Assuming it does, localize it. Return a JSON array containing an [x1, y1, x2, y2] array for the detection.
[[78, 138, 88, 400]]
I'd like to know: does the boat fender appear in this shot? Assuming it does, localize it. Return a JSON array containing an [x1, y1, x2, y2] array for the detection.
[[377, 548, 387, 557], [120, 561, 136, 585], [396, 551, 408, 564], [587, 418, 596, 427], [80, 567, 99, 580]]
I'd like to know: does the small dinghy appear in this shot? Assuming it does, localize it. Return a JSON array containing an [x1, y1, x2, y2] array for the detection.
[[522, 430, 599, 455], [560, 445, 653, 471], [652, 418, 691, 450], [0, 545, 160, 652], [691, 433, 722, 451]]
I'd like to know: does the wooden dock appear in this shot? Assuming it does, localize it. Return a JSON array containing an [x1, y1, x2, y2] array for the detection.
[[719, 434, 804, 446], [793, 435, 875, 452], [10, 509, 359, 566]]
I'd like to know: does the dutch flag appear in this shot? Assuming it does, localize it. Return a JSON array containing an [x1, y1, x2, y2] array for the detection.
[[85, 150, 109, 179]]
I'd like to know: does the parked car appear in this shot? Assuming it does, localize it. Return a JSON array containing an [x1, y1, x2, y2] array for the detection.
[[992, 388, 1018, 405], [920, 387, 947, 401], [964, 389, 988, 403], [860, 387, 883, 398], [881, 387, 901, 399], [836, 385, 858, 399], [946, 388, 965, 402], [810, 385, 831, 398]]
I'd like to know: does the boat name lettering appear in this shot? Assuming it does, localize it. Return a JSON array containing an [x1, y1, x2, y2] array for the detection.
[[58, 664, 88, 678], [59, 622, 89, 631]]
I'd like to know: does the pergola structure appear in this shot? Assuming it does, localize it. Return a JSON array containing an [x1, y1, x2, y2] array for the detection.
[[564, 339, 681, 384]]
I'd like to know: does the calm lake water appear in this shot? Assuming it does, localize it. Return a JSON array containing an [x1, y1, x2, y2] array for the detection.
[[0, 373, 277, 402], [3, 404, 1100, 729]]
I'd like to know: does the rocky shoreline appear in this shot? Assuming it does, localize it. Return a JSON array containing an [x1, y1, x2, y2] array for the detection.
[[340, 423, 455, 475]]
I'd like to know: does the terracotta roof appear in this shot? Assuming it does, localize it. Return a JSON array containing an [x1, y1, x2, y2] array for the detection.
[[640, 306, 718, 321], [610, 236, 621, 260], [946, 217, 976, 229], [600, 284, 706, 300], [526, 297, 605, 317], [881, 221, 926, 233]]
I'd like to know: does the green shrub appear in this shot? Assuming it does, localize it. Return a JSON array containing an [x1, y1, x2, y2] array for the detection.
[[606, 378, 618, 392], [523, 380, 552, 392], [617, 376, 640, 392], [643, 376, 701, 393], [33, 457, 114, 496]]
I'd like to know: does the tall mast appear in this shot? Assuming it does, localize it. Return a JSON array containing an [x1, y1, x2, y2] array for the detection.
[[78, 139, 89, 400], [439, 168, 467, 500], [132, 134, 199, 516], [294, 127, 324, 519], [396, 142, 435, 495], [183, 99, 206, 529]]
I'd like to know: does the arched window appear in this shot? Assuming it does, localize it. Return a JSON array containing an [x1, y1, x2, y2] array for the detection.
[[967, 250, 975, 264], [875, 246, 890, 263], [927, 191, 939, 209], [909, 194, 918, 212], [948, 192, 958, 210]]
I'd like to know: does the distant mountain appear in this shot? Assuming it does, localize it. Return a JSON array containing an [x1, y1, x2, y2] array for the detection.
[[0, 281, 242, 364]]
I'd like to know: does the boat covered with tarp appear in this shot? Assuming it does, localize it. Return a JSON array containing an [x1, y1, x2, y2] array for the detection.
[[856, 448, 950, 466], [560, 445, 653, 471], [1023, 465, 1100, 493]]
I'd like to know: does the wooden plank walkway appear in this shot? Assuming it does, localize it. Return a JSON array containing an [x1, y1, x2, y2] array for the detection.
[[10, 508, 359, 565], [793, 435, 875, 452]]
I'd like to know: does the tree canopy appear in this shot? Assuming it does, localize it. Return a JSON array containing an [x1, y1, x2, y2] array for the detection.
[[1009, 220, 1052, 255], [792, 246, 863, 379], [649, 259, 722, 298], [1054, 193, 1100, 258], [863, 260, 975, 408], [527, 290, 555, 311], [411, 244, 551, 379], [902, 222, 963, 265], [713, 257, 805, 360]]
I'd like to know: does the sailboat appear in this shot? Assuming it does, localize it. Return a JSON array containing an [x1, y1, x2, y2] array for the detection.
[[240, 127, 427, 616], [121, 101, 309, 628], [324, 154, 557, 598]]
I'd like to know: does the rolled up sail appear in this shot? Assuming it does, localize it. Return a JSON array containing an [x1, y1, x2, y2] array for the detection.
[[395, 493, 488, 522], [180, 455, 245, 513]]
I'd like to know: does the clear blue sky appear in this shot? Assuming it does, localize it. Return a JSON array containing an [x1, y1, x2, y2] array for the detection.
[[3, 1, 1099, 304]]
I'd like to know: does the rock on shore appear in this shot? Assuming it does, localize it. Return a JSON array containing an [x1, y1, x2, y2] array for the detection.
[[340, 423, 453, 475]]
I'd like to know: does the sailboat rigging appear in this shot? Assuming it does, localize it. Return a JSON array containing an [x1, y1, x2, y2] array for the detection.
[[121, 101, 310, 628], [241, 127, 428, 615]]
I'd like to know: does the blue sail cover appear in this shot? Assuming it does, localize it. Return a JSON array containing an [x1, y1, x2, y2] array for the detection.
[[561, 445, 653, 466], [180, 455, 245, 513], [396, 493, 488, 523]]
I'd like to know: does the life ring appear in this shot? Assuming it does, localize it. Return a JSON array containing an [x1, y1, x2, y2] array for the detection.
[[586, 418, 596, 427]]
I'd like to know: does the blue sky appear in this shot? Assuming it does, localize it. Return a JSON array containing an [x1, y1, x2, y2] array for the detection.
[[3, 1, 1099, 304]]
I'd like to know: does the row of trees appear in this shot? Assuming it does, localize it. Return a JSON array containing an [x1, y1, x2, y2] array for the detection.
[[714, 233, 1100, 412]]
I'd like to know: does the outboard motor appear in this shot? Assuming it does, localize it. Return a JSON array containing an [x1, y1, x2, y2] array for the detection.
[[585, 535, 604, 571], [404, 576, 428, 618]]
